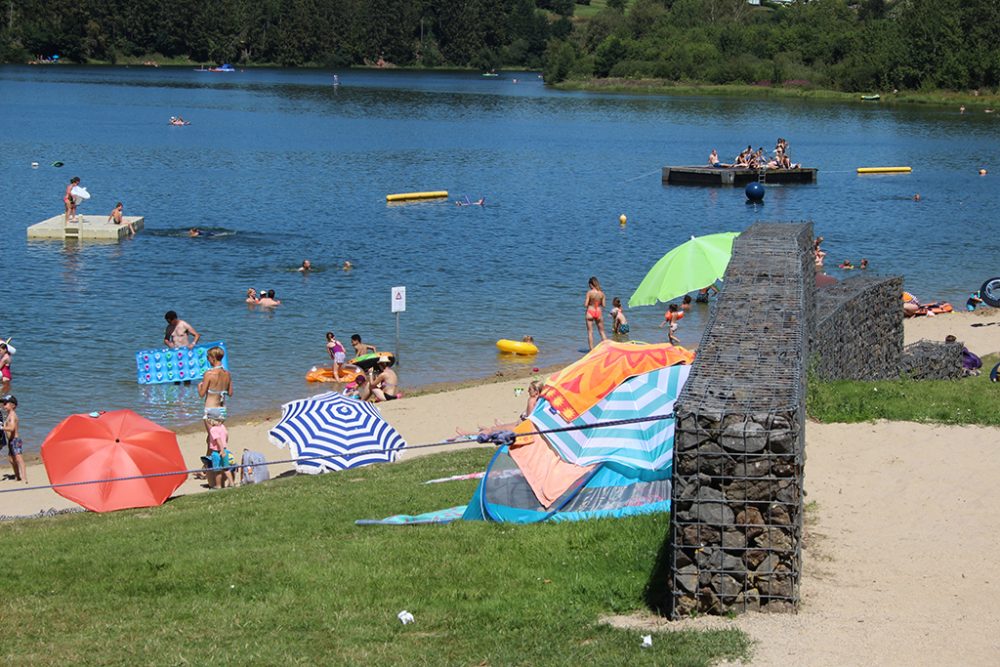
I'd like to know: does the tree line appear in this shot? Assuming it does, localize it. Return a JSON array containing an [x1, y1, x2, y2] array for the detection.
[[2, 0, 997, 93]]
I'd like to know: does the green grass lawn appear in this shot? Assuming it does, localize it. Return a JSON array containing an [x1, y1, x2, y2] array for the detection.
[[808, 354, 1000, 425], [0, 449, 747, 665]]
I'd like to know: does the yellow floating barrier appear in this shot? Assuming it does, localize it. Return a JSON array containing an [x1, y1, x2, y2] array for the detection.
[[386, 190, 448, 202], [857, 167, 912, 174]]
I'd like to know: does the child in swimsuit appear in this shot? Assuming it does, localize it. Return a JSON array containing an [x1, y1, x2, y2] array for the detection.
[[610, 297, 629, 335], [660, 303, 682, 345], [326, 332, 347, 379]]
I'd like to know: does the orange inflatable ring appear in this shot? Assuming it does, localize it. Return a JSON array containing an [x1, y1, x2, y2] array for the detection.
[[306, 364, 362, 383]]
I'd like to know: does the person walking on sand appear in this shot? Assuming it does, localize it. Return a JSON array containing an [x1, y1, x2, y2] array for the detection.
[[584, 276, 607, 350], [164, 311, 201, 349], [2, 395, 26, 484], [64, 176, 81, 225]]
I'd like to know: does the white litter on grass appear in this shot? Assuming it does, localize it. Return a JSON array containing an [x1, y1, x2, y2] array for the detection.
[[641, 635, 652, 648], [397, 610, 414, 625]]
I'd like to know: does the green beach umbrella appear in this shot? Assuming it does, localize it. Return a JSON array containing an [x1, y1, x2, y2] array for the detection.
[[628, 232, 740, 307]]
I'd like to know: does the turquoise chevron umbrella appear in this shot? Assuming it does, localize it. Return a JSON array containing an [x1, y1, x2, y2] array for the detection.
[[628, 232, 739, 307], [528, 364, 692, 471]]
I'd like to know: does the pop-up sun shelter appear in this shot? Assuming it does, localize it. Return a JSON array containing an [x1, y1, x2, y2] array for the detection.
[[463, 342, 693, 524], [358, 341, 694, 526]]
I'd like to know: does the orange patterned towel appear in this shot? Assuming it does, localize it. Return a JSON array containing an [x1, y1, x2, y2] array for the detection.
[[541, 341, 694, 422]]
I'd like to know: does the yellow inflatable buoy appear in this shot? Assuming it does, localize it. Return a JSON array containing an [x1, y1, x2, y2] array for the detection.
[[496, 339, 538, 355], [857, 167, 912, 174], [619, 214, 627, 225], [386, 191, 448, 202]]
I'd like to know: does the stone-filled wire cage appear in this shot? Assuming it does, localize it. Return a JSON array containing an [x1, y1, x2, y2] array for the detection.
[[667, 222, 814, 617]]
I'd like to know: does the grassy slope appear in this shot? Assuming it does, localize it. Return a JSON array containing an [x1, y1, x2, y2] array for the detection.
[[808, 354, 1000, 425], [0, 449, 747, 666]]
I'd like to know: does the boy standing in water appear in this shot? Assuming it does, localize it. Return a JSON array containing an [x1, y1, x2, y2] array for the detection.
[[2, 395, 26, 484], [660, 303, 682, 345]]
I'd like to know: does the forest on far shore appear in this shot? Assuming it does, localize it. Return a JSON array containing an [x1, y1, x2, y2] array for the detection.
[[2, 0, 998, 94]]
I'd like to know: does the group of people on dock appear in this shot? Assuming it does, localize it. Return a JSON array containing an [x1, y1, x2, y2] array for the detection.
[[709, 138, 799, 170]]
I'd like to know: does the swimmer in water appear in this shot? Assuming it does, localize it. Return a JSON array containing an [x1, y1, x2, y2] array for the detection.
[[342, 260, 353, 271], [298, 259, 312, 272], [189, 228, 202, 237]]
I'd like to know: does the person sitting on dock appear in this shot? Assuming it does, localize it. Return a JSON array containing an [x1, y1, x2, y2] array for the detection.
[[734, 146, 752, 167], [107, 201, 134, 237], [708, 149, 723, 168]]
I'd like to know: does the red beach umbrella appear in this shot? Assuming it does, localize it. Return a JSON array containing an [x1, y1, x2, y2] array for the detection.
[[41, 410, 188, 513]]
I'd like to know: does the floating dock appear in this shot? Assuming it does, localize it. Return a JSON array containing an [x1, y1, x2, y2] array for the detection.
[[661, 166, 818, 186], [27, 214, 144, 241]]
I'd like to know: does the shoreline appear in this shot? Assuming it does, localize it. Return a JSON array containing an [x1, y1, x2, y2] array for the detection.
[[555, 78, 1000, 109], [7, 62, 997, 109], [4, 308, 999, 518]]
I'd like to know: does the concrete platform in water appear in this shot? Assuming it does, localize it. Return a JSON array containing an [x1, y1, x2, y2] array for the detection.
[[26, 214, 144, 241], [662, 166, 818, 186]]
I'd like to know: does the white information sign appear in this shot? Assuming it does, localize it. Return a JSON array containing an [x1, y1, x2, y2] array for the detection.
[[391, 286, 406, 313]]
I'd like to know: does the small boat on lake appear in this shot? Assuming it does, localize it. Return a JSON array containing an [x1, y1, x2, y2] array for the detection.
[[861, 94, 880, 101]]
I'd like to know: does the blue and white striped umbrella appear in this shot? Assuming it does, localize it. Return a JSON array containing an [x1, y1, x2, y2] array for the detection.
[[528, 364, 691, 470], [268, 392, 407, 474]]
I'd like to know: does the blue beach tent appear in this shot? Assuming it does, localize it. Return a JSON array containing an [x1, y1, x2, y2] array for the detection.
[[461, 448, 673, 523], [462, 364, 690, 524]]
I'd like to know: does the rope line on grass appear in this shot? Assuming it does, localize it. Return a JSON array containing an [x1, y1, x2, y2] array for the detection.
[[0, 412, 674, 496]]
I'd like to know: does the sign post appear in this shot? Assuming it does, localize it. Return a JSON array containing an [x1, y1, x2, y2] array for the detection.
[[391, 286, 406, 366]]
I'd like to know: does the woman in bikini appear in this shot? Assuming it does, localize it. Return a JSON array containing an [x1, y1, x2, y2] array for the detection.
[[584, 276, 608, 350], [198, 346, 232, 434], [0, 342, 11, 394]]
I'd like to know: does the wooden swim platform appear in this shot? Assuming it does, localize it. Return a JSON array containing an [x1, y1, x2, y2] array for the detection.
[[661, 166, 818, 186], [27, 214, 144, 241]]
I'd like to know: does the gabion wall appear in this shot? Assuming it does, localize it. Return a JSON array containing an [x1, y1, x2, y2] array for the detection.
[[899, 340, 964, 380], [812, 275, 904, 381], [667, 222, 813, 617]]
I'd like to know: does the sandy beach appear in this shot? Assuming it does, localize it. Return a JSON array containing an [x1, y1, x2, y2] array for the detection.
[[4, 308, 1000, 663]]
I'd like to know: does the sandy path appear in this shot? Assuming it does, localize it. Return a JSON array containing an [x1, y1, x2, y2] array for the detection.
[[617, 420, 1000, 665]]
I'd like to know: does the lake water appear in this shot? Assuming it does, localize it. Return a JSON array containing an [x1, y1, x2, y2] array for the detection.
[[1, 65, 997, 448]]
